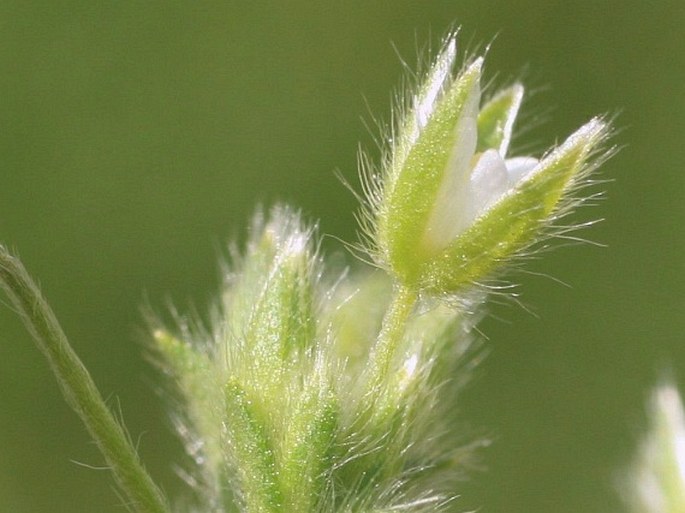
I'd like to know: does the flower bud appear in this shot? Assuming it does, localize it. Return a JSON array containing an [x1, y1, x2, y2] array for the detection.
[[366, 37, 610, 295]]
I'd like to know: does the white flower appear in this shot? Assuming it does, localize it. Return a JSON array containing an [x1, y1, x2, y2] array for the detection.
[[421, 74, 538, 254], [369, 36, 610, 294]]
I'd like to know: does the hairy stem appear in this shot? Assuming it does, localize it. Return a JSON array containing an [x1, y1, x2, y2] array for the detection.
[[365, 284, 418, 391], [0, 246, 170, 513]]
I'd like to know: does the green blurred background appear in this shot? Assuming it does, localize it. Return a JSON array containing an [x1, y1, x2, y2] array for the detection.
[[0, 1, 682, 512]]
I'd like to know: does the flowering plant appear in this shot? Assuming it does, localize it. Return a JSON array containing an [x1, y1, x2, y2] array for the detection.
[[0, 33, 612, 513]]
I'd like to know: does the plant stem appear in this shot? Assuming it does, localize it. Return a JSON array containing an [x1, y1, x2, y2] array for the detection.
[[0, 246, 171, 513], [365, 284, 418, 391]]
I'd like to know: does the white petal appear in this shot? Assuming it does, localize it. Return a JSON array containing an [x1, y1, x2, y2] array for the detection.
[[422, 115, 477, 251], [420, 67, 481, 253], [470, 149, 510, 218], [504, 156, 539, 185]]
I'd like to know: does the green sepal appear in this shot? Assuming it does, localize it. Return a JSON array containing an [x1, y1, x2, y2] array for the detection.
[[241, 230, 316, 429], [221, 208, 315, 366], [280, 381, 338, 513], [153, 329, 225, 471], [154, 329, 215, 393], [418, 118, 607, 294], [477, 84, 524, 155], [224, 378, 283, 513], [378, 59, 483, 287], [220, 214, 278, 356], [221, 208, 317, 408], [389, 37, 456, 176], [246, 236, 315, 367]]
